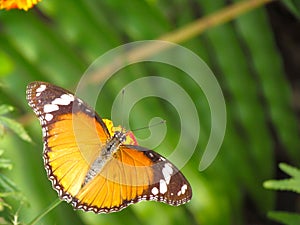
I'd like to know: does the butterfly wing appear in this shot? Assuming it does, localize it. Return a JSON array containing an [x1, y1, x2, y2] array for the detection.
[[26, 81, 192, 214], [26, 81, 111, 201], [72, 145, 192, 213], [121, 145, 192, 206]]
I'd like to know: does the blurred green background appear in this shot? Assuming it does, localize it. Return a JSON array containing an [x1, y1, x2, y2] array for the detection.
[[0, 0, 300, 224]]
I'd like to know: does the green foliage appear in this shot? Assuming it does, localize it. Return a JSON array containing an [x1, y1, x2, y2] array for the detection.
[[264, 163, 300, 193], [0, 105, 28, 225], [0, 105, 14, 116], [0, 51, 14, 78], [268, 211, 300, 225], [0, 150, 12, 171], [0, 105, 32, 143], [0, 0, 299, 225], [0, 172, 19, 199], [0, 150, 22, 224], [282, 0, 300, 18], [264, 163, 300, 225]]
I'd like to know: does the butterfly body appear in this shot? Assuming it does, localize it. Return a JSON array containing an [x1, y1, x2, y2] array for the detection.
[[83, 131, 126, 187], [26, 81, 192, 213]]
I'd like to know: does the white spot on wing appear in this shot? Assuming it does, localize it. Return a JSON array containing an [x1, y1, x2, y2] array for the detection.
[[44, 104, 59, 113], [151, 187, 159, 195], [159, 179, 167, 194], [45, 113, 53, 121], [52, 94, 74, 105], [181, 184, 187, 195], [162, 163, 173, 184], [177, 184, 188, 196], [36, 84, 46, 93], [42, 127, 48, 137]]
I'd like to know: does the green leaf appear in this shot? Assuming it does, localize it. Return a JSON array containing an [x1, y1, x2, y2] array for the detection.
[[0, 149, 12, 170], [0, 116, 32, 143], [268, 211, 300, 225], [264, 178, 300, 193], [0, 105, 14, 116], [282, 0, 300, 19], [263, 163, 300, 193], [280, 163, 300, 178], [0, 174, 19, 197], [0, 50, 14, 77], [0, 158, 12, 170]]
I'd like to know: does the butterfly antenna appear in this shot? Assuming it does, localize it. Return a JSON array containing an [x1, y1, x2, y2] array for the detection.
[[131, 119, 166, 132], [121, 88, 125, 132]]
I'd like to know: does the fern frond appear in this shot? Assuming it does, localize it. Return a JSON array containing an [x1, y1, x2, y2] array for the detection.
[[263, 163, 300, 194]]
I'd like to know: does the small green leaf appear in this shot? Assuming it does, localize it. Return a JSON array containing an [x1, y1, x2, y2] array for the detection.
[[0, 116, 32, 143], [0, 174, 19, 197], [0, 158, 12, 170], [279, 163, 300, 178], [0, 150, 12, 170], [263, 163, 300, 193], [0, 105, 14, 116], [268, 211, 300, 225], [263, 179, 300, 193]]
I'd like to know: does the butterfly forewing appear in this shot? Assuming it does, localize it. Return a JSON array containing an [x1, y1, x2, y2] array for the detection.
[[26, 81, 192, 213], [26, 82, 111, 199]]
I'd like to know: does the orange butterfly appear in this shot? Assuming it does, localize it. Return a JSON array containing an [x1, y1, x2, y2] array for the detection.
[[26, 81, 192, 213]]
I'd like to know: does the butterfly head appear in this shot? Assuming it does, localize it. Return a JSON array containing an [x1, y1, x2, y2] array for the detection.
[[113, 130, 126, 144]]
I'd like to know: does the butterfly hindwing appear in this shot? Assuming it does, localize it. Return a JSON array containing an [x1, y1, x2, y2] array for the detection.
[[71, 145, 191, 213], [120, 145, 192, 206]]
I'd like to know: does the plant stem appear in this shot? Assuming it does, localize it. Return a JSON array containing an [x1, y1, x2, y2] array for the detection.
[[26, 199, 61, 225], [89, 0, 276, 83], [159, 0, 276, 43]]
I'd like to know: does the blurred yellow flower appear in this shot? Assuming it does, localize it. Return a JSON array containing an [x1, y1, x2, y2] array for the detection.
[[0, 0, 41, 11], [103, 119, 139, 145]]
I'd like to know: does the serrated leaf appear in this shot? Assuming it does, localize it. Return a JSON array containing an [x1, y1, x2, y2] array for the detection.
[[263, 179, 300, 193], [268, 211, 300, 225], [279, 163, 300, 178], [263, 163, 300, 193], [0, 105, 14, 116], [0, 116, 32, 143]]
